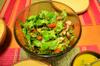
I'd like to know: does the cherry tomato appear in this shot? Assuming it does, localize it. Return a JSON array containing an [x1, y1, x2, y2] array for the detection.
[[37, 36, 42, 40], [47, 23, 56, 28]]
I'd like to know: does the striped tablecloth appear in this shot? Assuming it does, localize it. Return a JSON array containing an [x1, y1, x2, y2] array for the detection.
[[0, 0, 100, 66]]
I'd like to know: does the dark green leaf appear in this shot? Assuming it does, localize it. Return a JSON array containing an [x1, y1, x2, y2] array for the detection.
[[33, 39, 41, 47]]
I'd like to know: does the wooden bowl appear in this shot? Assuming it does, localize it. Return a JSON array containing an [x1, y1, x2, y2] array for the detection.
[[14, 1, 81, 58], [0, 19, 6, 46]]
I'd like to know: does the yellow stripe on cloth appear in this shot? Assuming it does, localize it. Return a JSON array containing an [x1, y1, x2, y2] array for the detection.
[[0, 0, 10, 18]]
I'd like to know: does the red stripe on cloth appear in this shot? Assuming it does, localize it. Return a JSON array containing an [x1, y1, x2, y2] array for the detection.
[[7, 0, 26, 26], [79, 15, 85, 26], [0, 0, 6, 13], [16, 48, 20, 62], [22, 0, 31, 22], [3, 0, 16, 24], [17, 0, 31, 23], [16, 0, 26, 16], [13, 0, 26, 25], [0, 48, 19, 66], [12, 48, 21, 64], [0, 0, 10, 19], [98, 0, 100, 6], [82, 11, 92, 25], [99, 3, 100, 6], [90, 0, 100, 25], [79, 45, 100, 53], [94, 0, 100, 12]]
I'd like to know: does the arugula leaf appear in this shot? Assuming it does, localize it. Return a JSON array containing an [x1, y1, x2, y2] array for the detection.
[[22, 28, 31, 44], [40, 42, 49, 50], [35, 19, 48, 26], [22, 21, 34, 29], [70, 35, 75, 41], [42, 30, 56, 41], [61, 10, 67, 20], [40, 40, 58, 50], [48, 40, 58, 50], [26, 33, 31, 44], [39, 10, 48, 19], [57, 44, 65, 51], [22, 28, 27, 35], [33, 39, 41, 47], [48, 12, 57, 23], [39, 10, 58, 24], [19, 22, 24, 28], [55, 21, 64, 33], [27, 15, 36, 21]]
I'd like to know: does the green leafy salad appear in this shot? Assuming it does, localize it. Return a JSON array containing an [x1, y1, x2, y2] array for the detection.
[[20, 10, 75, 55]]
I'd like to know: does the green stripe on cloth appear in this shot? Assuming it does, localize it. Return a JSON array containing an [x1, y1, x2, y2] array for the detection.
[[0, 0, 6, 12]]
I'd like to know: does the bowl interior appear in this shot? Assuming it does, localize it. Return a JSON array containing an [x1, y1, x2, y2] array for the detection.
[[14, 1, 81, 57]]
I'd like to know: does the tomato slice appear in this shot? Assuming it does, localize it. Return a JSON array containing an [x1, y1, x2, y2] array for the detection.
[[47, 23, 56, 28]]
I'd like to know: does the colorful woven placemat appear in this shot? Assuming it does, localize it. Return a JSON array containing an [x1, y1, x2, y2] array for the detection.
[[0, 0, 100, 66]]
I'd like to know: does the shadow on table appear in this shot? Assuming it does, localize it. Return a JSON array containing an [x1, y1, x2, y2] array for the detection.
[[0, 26, 12, 55]]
